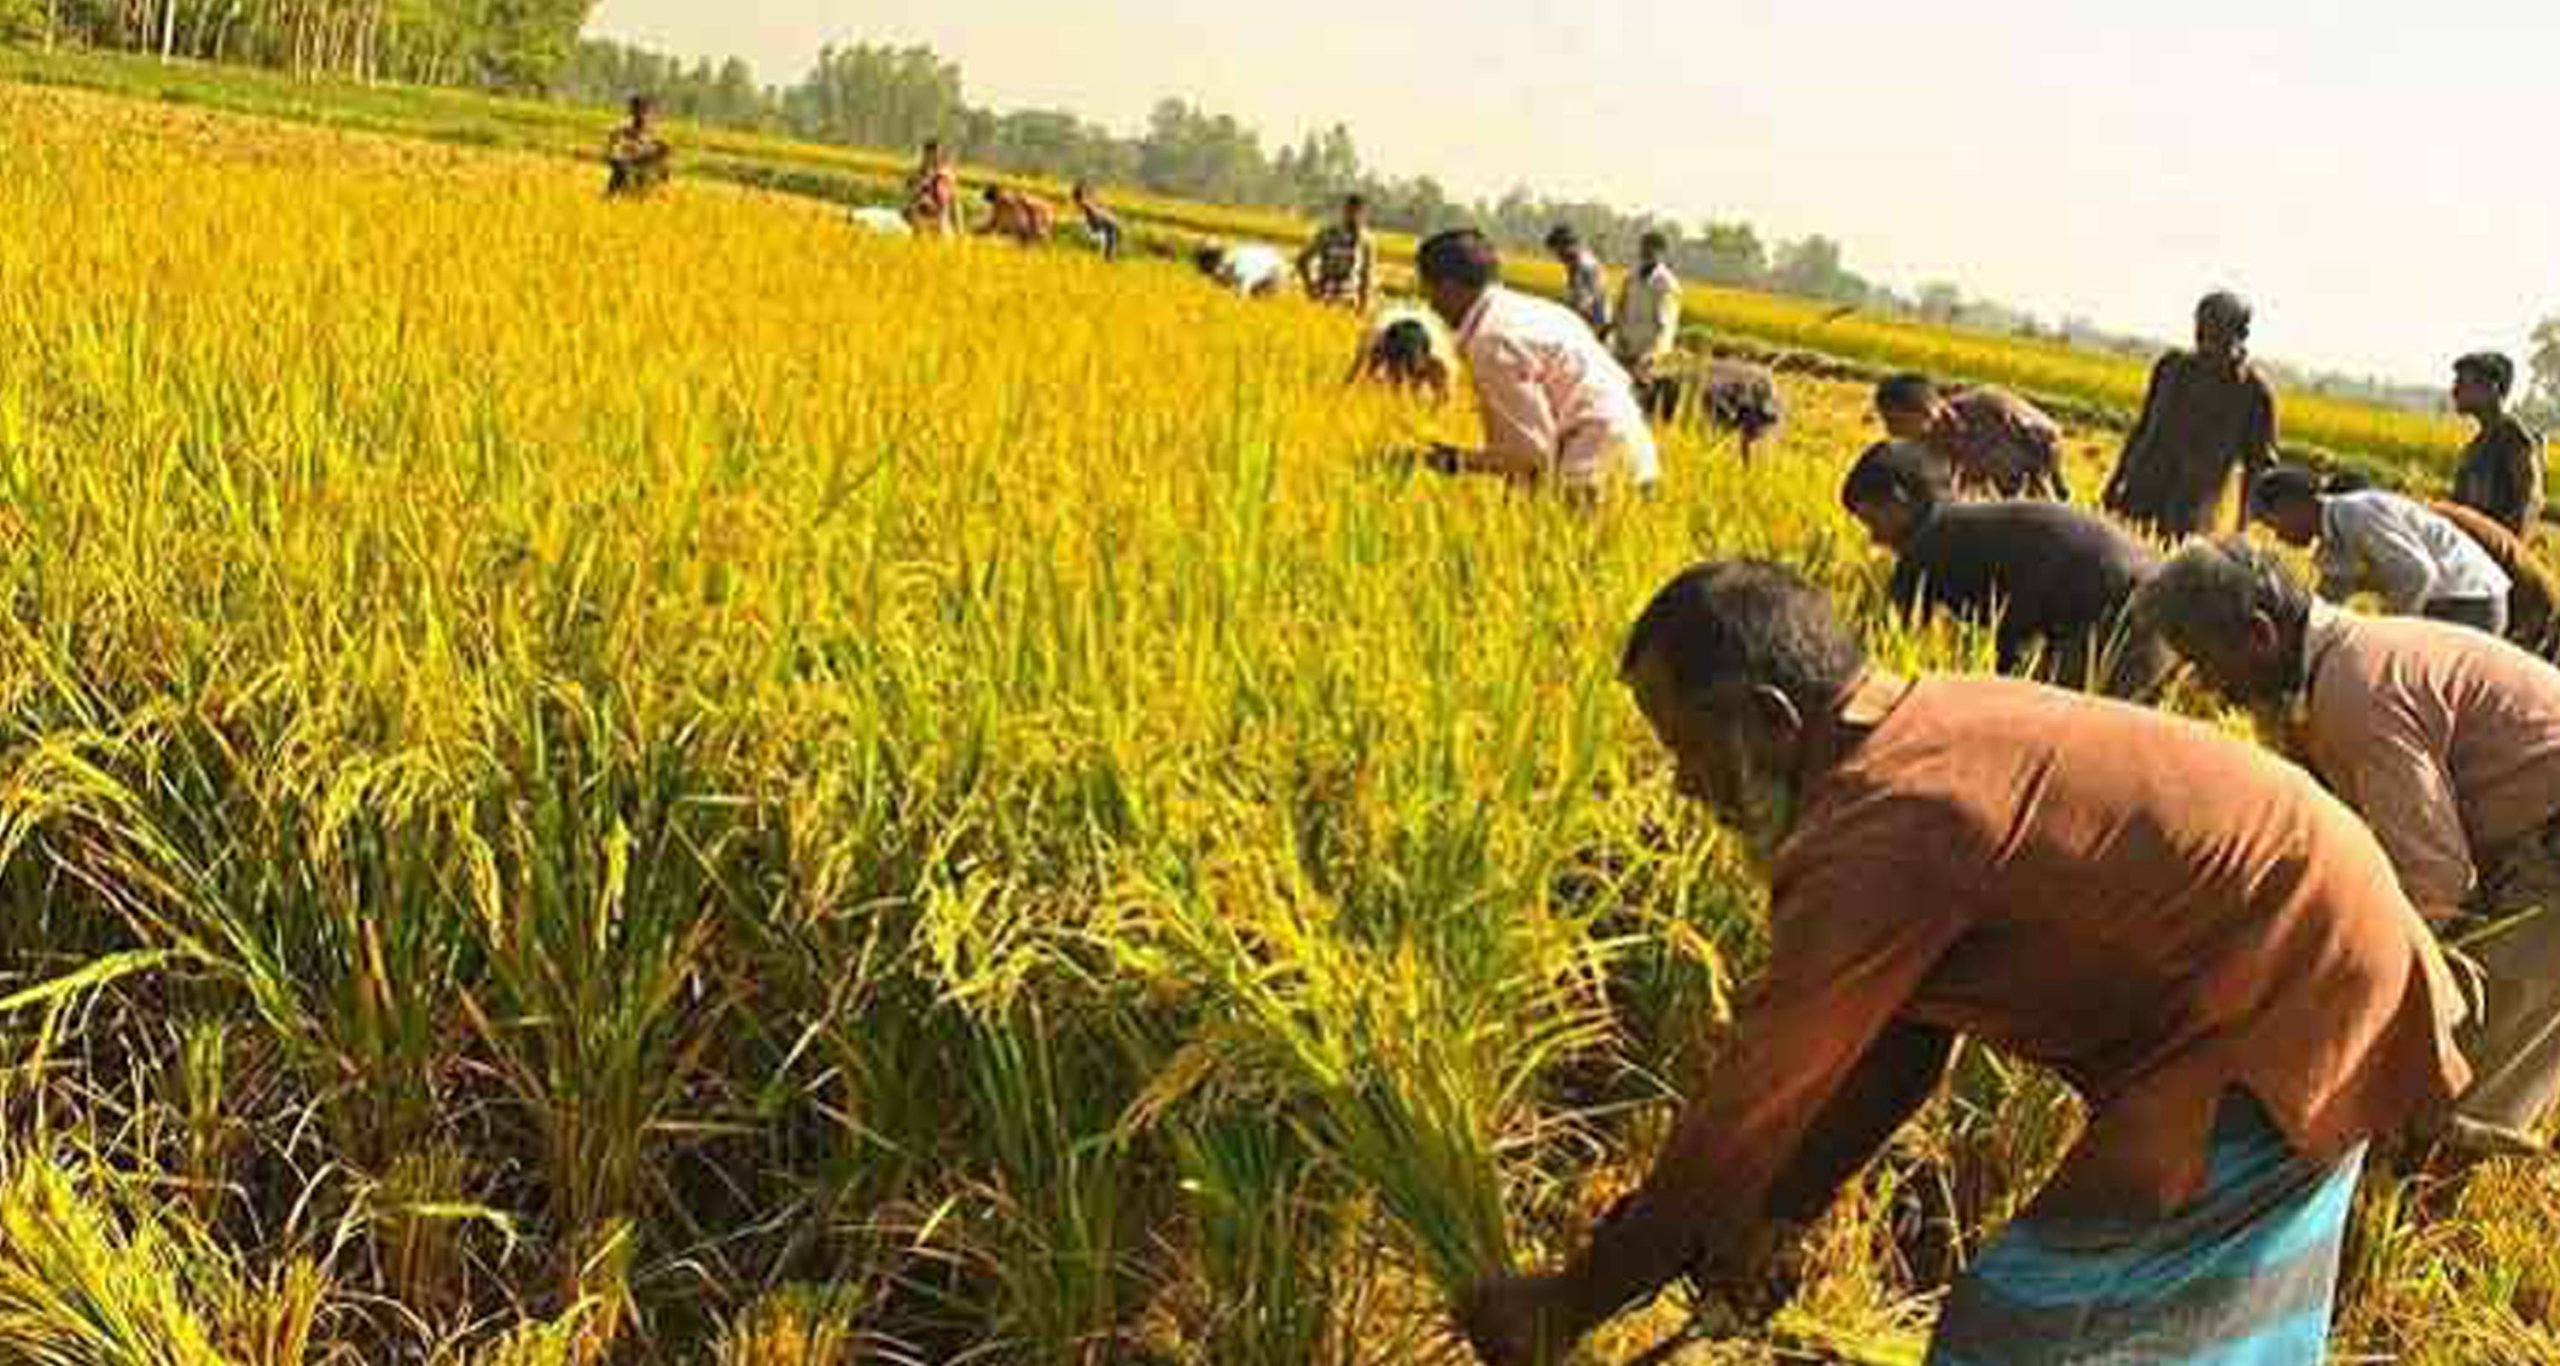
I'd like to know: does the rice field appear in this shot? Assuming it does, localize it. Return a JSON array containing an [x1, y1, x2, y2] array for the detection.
[[0, 79, 2555, 1366], [0, 44, 2474, 490]]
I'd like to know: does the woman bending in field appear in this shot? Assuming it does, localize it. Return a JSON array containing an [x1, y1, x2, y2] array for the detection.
[[1346, 314, 1454, 404]]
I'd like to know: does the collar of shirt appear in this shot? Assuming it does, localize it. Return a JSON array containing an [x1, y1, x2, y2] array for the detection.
[[1806, 670, 1912, 782], [2289, 602, 2353, 735], [1454, 287, 1504, 351]]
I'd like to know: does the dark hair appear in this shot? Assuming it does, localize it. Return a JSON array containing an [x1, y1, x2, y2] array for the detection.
[[1639, 230, 1671, 254], [2456, 351, 2517, 397], [982, 185, 1003, 204], [2139, 538, 2317, 649], [628, 93, 656, 113], [1344, 193, 1369, 212], [2249, 463, 2367, 514], [1840, 441, 1952, 514], [1874, 372, 1937, 413], [1418, 230, 1500, 291], [1621, 561, 1869, 713], [922, 139, 941, 153], [1544, 224, 1580, 251], [1377, 319, 1434, 366], [2197, 290, 2253, 336], [1193, 245, 1226, 274]]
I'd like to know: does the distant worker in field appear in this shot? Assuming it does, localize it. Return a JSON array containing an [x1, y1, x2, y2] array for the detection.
[[2430, 499, 2560, 659], [1612, 231, 1685, 421], [2102, 290, 2279, 537], [1345, 313, 1454, 404], [1071, 181, 1125, 262], [1457, 559, 2465, 1366], [1842, 441, 2165, 692], [2450, 351, 2545, 537], [1875, 372, 2070, 500], [1297, 194, 1378, 313], [2252, 466, 2512, 635], [1545, 225, 1612, 337], [1695, 359, 1785, 463], [603, 95, 672, 199], [848, 205, 914, 237], [980, 186, 1055, 246], [2134, 538, 2560, 1157], [1414, 229, 1659, 496], [1193, 242, 1290, 298], [906, 139, 961, 236]]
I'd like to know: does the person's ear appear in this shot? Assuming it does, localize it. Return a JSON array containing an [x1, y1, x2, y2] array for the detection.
[[2246, 611, 2282, 661], [1745, 684, 1806, 754]]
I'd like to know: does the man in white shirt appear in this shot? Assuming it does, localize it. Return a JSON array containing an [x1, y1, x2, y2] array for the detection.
[[2253, 467, 2512, 633], [1612, 231, 1684, 421], [1194, 242, 1289, 297], [1417, 229, 1660, 496]]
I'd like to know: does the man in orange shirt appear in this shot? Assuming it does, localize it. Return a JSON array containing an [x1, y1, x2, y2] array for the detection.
[[2136, 538, 2560, 1156], [1458, 560, 2465, 1365]]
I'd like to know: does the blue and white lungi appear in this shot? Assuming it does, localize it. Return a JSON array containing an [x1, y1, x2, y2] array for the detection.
[[1926, 1094, 2365, 1366]]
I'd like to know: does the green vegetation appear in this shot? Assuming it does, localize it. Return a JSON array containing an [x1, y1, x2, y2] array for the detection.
[[0, 64, 2552, 1366]]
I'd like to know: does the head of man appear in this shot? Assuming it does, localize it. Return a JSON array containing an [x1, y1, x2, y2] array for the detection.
[[1192, 245, 1229, 279], [1839, 441, 1951, 551], [2195, 290, 2253, 363], [2453, 351, 2515, 418], [2131, 538, 2315, 712], [2248, 465, 2329, 548], [1341, 193, 1370, 230], [626, 94, 656, 128], [1638, 230, 1670, 269], [1375, 319, 1436, 378], [1418, 229, 1501, 332], [1621, 561, 1870, 869], [1544, 224, 1581, 262], [1873, 373, 1946, 442]]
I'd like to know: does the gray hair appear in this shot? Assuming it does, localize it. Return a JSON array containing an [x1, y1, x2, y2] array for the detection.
[[2131, 538, 2313, 654]]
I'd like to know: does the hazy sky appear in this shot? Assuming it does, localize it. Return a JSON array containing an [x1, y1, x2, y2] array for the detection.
[[591, 0, 2556, 386]]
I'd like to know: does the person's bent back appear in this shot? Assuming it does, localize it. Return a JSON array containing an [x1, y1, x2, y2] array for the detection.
[[1415, 228, 1659, 497], [1457, 560, 2464, 1366], [1842, 441, 2162, 692]]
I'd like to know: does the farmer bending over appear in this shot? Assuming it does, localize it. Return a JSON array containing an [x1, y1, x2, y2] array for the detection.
[[2135, 538, 2560, 1157], [1842, 441, 2165, 693], [1459, 560, 2466, 1365], [1193, 242, 1290, 297], [1876, 372, 2069, 501], [1696, 360, 1785, 463], [2430, 500, 2560, 659], [980, 186, 1055, 246], [1415, 229, 1658, 496], [1346, 314, 1453, 404], [2252, 467, 2511, 635]]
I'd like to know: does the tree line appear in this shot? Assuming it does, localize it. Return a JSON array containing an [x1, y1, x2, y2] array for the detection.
[[6, 0, 595, 88], [14, 8, 2553, 418]]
